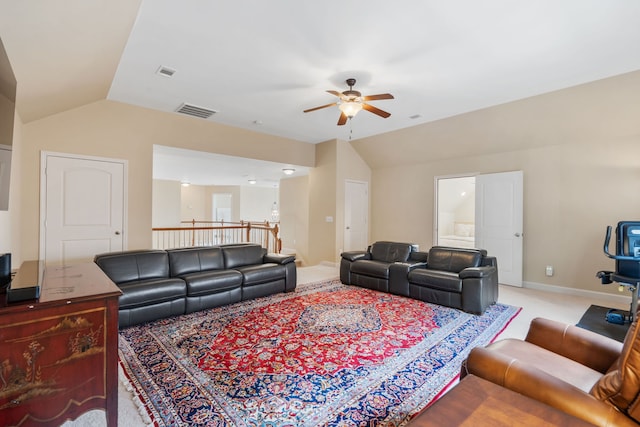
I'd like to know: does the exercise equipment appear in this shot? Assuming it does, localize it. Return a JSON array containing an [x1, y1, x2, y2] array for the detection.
[[596, 221, 640, 324]]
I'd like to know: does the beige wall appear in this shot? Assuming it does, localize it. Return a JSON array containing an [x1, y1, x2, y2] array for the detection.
[[336, 139, 372, 259], [307, 140, 337, 265], [20, 100, 315, 261], [354, 71, 640, 295], [280, 175, 310, 264], [152, 179, 181, 227]]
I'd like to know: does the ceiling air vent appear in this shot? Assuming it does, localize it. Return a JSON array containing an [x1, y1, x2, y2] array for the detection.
[[175, 103, 218, 119], [156, 66, 176, 77]]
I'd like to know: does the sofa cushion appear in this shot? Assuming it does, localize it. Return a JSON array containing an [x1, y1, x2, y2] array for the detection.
[[351, 259, 392, 279], [591, 320, 640, 422], [370, 241, 412, 263], [427, 247, 482, 273], [235, 263, 285, 286], [118, 278, 186, 309], [408, 269, 462, 293], [222, 244, 265, 269], [168, 247, 224, 276], [95, 250, 170, 284], [182, 270, 243, 296]]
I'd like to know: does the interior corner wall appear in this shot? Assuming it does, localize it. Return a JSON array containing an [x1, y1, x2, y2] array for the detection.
[[279, 175, 309, 264], [356, 71, 640, 296], [307, 140, 337, 265], [19, 99, 315, 261]]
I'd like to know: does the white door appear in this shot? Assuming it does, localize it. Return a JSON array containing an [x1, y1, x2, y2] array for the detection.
[[475, 171, 523, 287], [344, 180, 368, 252], [41, 153, 126, 266]]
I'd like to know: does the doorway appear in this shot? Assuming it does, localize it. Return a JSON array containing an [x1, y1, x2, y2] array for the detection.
[[434, 175, 476, 249], [40, 152, 127, 266], [435, 171, 523, 286]]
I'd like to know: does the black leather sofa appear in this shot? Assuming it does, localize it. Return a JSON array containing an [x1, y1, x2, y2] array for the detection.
[[340, 243, 498, 314], [392, 246, 498, 314], [339, 241, 428, 292], [94, 244, 296, 328]]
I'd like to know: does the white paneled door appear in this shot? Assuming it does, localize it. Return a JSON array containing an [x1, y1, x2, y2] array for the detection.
[[475, 171, 524, 287], [41, 153, 126, 266], [344, 180, 368, 252]]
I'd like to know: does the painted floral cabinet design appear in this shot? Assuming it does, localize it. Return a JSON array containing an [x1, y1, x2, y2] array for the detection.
[[0, 262, 121, 427]]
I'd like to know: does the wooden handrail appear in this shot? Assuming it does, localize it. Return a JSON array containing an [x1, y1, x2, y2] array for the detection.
[[152, 220, 281, 253]]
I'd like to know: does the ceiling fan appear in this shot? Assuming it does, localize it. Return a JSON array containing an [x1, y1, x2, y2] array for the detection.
[[303, 78, 394, 126]]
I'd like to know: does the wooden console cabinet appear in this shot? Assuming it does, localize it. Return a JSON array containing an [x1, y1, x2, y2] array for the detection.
[[0, 262, 121, 427]]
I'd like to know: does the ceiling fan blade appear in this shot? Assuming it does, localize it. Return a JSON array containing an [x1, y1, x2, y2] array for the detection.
[[362, 93, 394, 101], [303, 102, 337, 113], [362, 103, 391, 118], [337, 112, 348, 126], [327, 90, 343, 97]]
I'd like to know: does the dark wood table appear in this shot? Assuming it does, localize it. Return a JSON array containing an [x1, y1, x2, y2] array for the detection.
[[0, 261, 121, 427], [407, 374, 593, 426]]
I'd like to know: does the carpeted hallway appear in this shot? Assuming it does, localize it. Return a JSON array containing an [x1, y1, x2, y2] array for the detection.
[[63, 264, 629, 426]]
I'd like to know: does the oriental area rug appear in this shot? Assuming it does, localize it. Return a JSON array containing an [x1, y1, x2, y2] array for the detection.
[[118, 279, 520, 426]]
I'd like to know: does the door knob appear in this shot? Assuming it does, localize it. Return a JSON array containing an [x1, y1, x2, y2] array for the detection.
[[346, 226, 350, 230], [115, 231, 121, 235], [514, 232, 521, 237]]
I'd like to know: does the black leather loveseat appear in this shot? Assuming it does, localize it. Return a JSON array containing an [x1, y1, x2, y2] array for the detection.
[[94, 243, 296, 328], [341, 243, 498, 314], [391, 246, 498, 314], [340, 241, 428, 292]]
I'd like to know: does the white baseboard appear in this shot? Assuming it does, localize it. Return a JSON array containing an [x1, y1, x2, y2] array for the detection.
[[521, 280, 632, 305], [320, 261, 338, 268]]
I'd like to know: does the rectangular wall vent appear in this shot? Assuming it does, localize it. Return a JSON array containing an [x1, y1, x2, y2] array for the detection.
[[175, 103, 217, 119], [156, 66, 176, 77]]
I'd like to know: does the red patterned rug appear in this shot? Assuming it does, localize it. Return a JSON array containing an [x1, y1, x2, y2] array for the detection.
[[118, 279, 520, 426]]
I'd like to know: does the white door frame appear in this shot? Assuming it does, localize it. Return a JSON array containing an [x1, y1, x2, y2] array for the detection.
[[39, 151, 129, 260], [433, 173, 478, 247]]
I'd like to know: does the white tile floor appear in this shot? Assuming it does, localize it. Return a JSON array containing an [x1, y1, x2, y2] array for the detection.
[[64, 264, 631, 426]]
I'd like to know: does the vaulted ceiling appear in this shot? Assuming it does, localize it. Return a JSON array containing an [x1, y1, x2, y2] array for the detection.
[[2, 0, 640, 146]]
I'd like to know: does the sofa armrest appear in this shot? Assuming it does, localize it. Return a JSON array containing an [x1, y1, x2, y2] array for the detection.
[[409, 251, 429, 263], [388, 262, 425, 297], [264, 253, 296, 265], [525, 318, 622, 373], [463, 347, 637, 427], [459, 265, 496, 279], [340, 251, 370, 262]]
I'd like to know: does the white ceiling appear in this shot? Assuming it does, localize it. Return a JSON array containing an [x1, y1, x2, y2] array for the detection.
[[153, 145, 309, 187], [108, 0, 640, 145], [3, 1, 640, 186]]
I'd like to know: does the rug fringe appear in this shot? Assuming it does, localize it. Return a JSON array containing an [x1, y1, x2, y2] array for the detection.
[[119, 362, 155, 426]]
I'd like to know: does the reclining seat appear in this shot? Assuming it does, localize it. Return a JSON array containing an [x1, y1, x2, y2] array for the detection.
[[394, 246, 498, 314], [222, 244, 296, 301], [462, 317, 640, 427], [95, 250, 186, 328], [340, 241, 426, 292], [167, 246, 243, 314]]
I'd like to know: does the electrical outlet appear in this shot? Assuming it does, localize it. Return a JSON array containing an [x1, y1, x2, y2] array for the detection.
[[545, 265, 554, 277]]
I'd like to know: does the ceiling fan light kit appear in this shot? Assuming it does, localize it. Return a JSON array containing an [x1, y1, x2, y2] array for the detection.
[[304, 78, 394, 126]]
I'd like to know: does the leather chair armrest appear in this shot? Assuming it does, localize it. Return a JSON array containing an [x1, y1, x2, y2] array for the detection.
[[409, 251, 429, 263], [463, 347, 637, 427], [340, 251, 370, 262], [525, 318, 622, 373], [263, 253, 295, 265], [459, 266, 496, 279]]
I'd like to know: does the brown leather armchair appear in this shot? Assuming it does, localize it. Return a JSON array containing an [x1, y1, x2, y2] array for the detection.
[[462, 317, 640, 427]]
